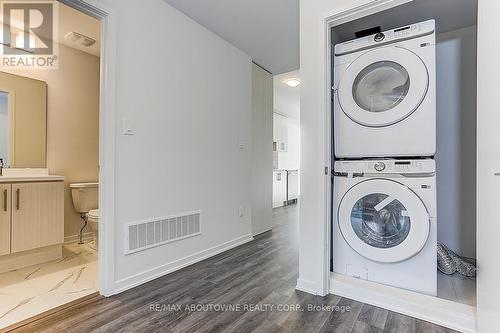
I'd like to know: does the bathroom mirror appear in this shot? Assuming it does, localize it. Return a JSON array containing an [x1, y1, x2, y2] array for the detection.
[[0, 91, 9, 167], [0, 71, 47, 168]]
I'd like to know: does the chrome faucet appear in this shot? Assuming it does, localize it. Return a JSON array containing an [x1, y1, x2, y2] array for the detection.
[[0, 158, 3, 176]]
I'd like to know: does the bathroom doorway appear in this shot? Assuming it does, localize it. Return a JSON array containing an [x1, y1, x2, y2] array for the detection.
[[0, 1, 112, 329]]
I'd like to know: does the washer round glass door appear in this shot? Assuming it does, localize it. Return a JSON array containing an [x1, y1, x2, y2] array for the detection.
[[338, 179, 430, 263], [338, 46, 429, 127]]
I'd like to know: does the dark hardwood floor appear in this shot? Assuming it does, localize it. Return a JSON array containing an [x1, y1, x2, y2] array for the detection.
[[10, 205, 455, 333]]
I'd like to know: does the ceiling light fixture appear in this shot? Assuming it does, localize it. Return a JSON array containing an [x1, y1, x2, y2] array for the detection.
[[285, 79, 301, 87]]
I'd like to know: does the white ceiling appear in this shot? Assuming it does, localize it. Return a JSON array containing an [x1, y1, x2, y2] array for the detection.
[[163, 0, 299, 74], [59, 3, 101, 57], [333, 0, 477, 43], [274, 70, 300, 120]]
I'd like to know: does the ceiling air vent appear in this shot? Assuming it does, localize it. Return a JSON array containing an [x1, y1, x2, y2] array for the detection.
[[64, 31, 96, 47]]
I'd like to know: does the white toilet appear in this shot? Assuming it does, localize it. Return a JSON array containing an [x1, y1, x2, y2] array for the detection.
[[86, 209, 100, 248], [70, 183, 99, 248]]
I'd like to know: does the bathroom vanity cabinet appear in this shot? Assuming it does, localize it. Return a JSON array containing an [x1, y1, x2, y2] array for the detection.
[[1, 181, 64, 255], [0, 183, 11, 256], [0, 176, 64, 272], [11, 182, 64, 253]]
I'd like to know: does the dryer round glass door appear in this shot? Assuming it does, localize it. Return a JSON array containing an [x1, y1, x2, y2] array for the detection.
[[338, 179, 430, 263], [338, 46, 429, 127]]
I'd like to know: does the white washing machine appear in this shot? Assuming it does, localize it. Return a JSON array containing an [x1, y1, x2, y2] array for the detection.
[[333, 159, 437, 296], [333, 20, 436, 158]]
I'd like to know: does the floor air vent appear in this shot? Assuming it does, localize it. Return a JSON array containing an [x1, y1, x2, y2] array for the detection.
[[125, 211, 201, 255]]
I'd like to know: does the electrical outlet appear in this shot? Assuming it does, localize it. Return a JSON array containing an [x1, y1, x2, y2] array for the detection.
[[238, 206, 245, 218]]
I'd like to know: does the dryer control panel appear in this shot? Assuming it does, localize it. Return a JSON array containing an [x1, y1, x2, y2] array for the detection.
[[334, 19, 435, 56], [334, 159, 436, 175]]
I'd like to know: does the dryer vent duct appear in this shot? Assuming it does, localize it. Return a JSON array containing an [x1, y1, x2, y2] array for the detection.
[[437, 242, 476, 278]]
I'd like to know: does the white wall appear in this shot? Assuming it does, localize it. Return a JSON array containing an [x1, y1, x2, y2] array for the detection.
[[100, 0, 254, 288], [436, 26, 477, 258], [477, 1, 500, 330], [0, 93, 8, 166]]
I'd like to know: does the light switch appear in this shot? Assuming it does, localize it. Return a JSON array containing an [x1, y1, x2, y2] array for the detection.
[[123, 118, 134, 135], [238, 137, 246, 151]]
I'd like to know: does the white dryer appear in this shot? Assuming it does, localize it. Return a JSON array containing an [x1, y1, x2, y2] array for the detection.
[[333, 159, 437, 295], [333, 20, 436, 158]]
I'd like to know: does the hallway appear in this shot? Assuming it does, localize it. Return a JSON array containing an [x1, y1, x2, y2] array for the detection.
[[10, 205, 454, 332]]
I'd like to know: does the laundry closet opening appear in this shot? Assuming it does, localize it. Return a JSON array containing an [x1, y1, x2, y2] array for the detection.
[[329, 0, 477, 308]]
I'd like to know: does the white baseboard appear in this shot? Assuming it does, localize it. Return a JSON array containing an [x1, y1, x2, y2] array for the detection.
[[296, 278, 319, 295], [64, 232, 94, 244], [329, 273, 476, 333], [112, 234, 254, 294], [253, 227, 272, 237]]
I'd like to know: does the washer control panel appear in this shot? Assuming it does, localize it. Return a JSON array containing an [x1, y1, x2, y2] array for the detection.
[[335, 19, 435, 56], [335, 159, 435, 175]]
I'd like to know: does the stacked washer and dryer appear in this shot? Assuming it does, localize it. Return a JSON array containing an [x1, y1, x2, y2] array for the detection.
[[332, 20, 438, 295]]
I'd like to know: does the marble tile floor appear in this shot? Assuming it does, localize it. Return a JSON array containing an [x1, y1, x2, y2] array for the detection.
[[0, 242, 99, 330]]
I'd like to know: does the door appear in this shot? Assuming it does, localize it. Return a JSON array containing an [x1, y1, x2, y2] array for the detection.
[[11, 182, 64, 253], [337, 46, 429, 127], [337, 179, 429, 263], [477, 1, 500, 330], [252, 63, 274, 235], [0, 184, 11, 256]]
